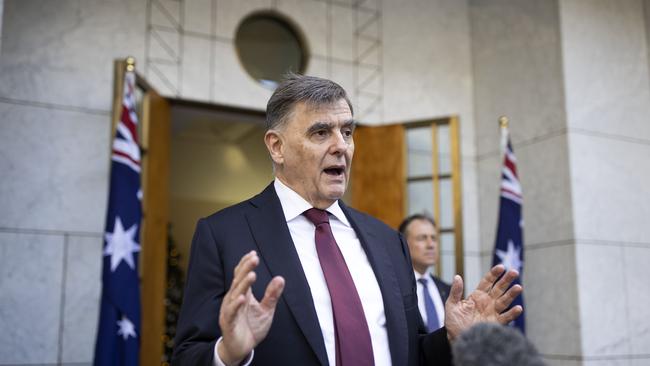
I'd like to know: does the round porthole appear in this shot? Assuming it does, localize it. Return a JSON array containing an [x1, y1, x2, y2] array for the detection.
[[235, 13, 308, 89]]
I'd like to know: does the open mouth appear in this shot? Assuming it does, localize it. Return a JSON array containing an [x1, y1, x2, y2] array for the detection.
[[323, 166, 345, 176]]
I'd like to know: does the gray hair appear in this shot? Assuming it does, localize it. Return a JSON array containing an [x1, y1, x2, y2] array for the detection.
[[452, 323, 546, 366], [265, 73, 353, 131]]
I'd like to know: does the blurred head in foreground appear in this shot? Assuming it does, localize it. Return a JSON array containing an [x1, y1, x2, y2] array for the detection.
[[452, 323, 545, 366]]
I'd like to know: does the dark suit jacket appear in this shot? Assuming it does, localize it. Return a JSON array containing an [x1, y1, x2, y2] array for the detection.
[[432, 275, 451, 304], [172, 183, 452, 365]]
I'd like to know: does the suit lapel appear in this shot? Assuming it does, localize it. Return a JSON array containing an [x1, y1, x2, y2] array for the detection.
[[341, 203, 409, 366], [245, 184, 329, 366]]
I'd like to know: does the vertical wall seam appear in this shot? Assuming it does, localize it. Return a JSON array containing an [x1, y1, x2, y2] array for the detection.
[[57, 233, 69, 364]]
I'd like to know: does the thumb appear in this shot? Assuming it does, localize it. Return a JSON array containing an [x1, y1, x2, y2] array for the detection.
[[448, 275, 464, 304], [260, 276, 285, 310]]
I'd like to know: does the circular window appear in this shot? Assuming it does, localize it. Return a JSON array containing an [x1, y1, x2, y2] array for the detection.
[[235, 13, 308, 89]]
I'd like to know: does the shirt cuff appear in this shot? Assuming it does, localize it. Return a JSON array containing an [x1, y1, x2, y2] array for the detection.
[[213, 337, 254, 366]]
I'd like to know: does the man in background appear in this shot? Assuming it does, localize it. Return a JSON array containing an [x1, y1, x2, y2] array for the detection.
[[399, 214, 451, 332]]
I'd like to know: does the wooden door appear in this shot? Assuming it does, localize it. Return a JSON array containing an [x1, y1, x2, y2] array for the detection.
[[351, 124, 406, 229], [139, 88, 171, 365]]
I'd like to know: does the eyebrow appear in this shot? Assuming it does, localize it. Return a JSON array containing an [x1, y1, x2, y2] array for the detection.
[[306, 119, 356, 135]]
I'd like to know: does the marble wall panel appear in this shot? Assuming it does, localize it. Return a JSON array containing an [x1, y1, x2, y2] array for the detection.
[[0, 232, 64, 364], [181, 35, 212, 102], [575, 243, 630, 357], [276, 0, 328, 58], [630, 358, 650, 366], [582, 360, 631, 366], [646, 0, 650, 80], [184, 0, 213, 36], [461, 254, 482, 297], [470, 0, 567, 157], [215, 0, 272, 40], [331, 61, 355, 108], [211, 41, 271, 110], [60, 235, 103, 364], [0, 0, 147, 112], [150, 0, 181, 29], [383, 0, 473, 125], [622, 246, 650, 355], [305, 56, 329, 79], [568, 133, 650, 243], [0, 102, 110, 233], [461, 158, 481, 254], [331, 3, 354, 62], [477, 153, 501, 252], [560, 0, 650, 140], [541, 360, 582, 366], [525, 244, 582, 357], [0, 0, 3, 53]]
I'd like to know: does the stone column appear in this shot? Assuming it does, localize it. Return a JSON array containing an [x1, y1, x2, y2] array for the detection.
[[471, 0, 650, 364], [559, 0, 650, 364], [470, 0, 581, 363]]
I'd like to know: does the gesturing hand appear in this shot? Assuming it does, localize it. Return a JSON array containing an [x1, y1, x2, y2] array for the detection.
[[217, 251, 285, 366], [444, 264, 523, 341]]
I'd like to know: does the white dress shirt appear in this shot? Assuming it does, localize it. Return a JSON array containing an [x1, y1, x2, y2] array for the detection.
[[414, 269, 446, 328], [214, 179, 392, 366]]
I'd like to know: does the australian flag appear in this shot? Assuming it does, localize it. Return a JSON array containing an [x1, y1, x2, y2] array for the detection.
[[94, 68, 142, 366], [491, 128, 525, 334]]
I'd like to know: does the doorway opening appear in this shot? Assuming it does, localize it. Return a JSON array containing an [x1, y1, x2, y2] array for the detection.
[[167, 100, 272, 274]]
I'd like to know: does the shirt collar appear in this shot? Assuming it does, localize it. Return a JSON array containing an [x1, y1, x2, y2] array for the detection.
[[274, 178, 351, 227], [414, 268, 433, 281]]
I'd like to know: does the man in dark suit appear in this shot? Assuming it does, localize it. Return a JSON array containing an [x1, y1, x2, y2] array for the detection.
[[399, 214, 452, 333], [172, 74, 522, 366]]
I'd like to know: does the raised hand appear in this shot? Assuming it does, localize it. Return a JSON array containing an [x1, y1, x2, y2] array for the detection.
[[217, 251, 285, 365], [444, 264, 523, 341]]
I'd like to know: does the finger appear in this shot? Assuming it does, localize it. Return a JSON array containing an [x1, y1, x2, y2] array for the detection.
[[494, 284, 523, 313], [490, 269, 519, 299], [231, 270, 257, 304], [233, 250, 257, 280], [260, 276, 286, 310], [447, 275, 464, 305], [229, 253, 259, 299], [475, 264, 506, 293], [220, 293, 247, 328], [497, 305, 523, 325]]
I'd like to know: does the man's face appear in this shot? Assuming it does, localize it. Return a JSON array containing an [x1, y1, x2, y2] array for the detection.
[[267, 98, 355, 209], [405, 219, 439, 274]]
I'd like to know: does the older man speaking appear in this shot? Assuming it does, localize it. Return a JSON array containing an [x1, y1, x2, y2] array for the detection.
[[172, 74, 523, 366]]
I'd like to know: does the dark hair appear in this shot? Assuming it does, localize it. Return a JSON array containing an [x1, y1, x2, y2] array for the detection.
[[398, 214, 437, 236], [265, 73, 353, 130], [452, 323, 546, 366]]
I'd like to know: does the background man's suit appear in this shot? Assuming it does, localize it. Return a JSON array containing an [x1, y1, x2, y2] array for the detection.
[[173, 184, 452, 365], [432, 276, 451, 303]]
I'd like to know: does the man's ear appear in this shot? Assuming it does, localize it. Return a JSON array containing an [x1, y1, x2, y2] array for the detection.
[[264, 130, 284, 165]]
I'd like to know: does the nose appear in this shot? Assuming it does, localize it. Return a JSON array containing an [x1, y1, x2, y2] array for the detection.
[[426, 238, 436, 248], [329, 131, 349, 154]]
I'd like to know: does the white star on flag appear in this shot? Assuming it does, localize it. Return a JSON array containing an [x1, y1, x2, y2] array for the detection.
[[104, 216, 140, 272], [116, 316, 137, 340], [496, 239, 522, 273]]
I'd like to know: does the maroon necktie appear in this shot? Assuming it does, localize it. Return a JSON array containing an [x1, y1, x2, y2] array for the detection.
[[303, 208, 374, 366]]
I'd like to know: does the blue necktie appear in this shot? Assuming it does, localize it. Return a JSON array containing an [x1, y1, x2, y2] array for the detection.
[[418, 277, 441, 332]]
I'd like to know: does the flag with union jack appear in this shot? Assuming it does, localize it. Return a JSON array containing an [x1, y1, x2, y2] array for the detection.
[[94, 67, 142, 366], [491, 124, 525, 333]]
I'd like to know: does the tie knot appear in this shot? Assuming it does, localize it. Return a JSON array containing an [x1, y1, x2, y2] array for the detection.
[[303, 208, 330, 226], [418, 277, 429, 286]]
